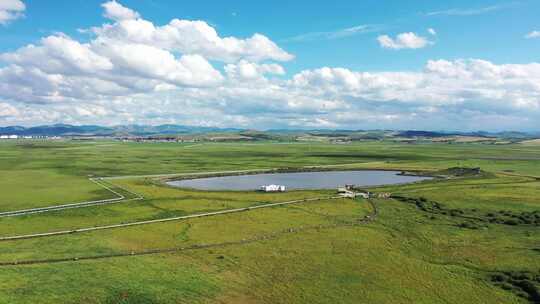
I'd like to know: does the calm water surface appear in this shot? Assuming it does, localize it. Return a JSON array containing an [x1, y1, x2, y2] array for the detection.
[[167, 170, 431, 190]]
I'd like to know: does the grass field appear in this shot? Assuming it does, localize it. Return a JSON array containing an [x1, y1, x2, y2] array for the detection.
[[0, 140, 539, 303]]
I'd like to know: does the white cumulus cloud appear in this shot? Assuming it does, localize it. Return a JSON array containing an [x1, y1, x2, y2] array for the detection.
[[0, 0, 25, 25], [102, 0, 140, 21], [377, 32, 432, 49], [0, 0, 294, 105], [291, 59, 540, 113], [225, 60, 285, 81], [92, 17, 293, 62], [0, 1, 539, 131]]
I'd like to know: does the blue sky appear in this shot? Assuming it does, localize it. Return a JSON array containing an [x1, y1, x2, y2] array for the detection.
[[0, 0, 539, 131], [3, 0, 539, 72]]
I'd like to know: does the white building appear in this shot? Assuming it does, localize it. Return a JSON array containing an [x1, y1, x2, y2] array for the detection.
[[260, 184, 286, 192], [357, 192, 370, 199]]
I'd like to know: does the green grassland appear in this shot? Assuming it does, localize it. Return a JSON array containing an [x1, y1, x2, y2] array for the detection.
[[0, 140, 539, 303]]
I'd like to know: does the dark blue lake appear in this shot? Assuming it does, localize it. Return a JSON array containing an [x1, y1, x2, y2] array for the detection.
[[167, 170, 431, 191]]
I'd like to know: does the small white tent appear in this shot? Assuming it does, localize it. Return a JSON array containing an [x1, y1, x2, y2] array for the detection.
[[260, 184, 286, 192]]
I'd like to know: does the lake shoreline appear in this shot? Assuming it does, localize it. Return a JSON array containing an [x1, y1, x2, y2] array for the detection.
[[165, 169, 433, 191]]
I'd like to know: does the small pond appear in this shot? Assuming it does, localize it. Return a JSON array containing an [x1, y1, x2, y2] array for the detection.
[[166, 170, 431, 191]]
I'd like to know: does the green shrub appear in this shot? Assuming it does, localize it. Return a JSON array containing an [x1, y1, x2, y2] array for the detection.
[[504, 220, 519, 226], [491, 274, 507, 282]]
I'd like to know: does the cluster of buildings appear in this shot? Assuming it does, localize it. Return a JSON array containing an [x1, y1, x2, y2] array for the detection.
[[118, 136, 200, 143], [337, 187, 369, 198], [257, 183, 391, 199], [338, 184, 368, 198], [337, 185, 391, 199]]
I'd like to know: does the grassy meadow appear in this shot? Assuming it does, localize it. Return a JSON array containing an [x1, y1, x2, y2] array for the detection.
[[0, 140, 539, 303]]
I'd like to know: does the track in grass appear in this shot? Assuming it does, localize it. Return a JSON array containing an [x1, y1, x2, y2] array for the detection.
[[0, 163, 399, 218], [0, 178, 142, 217], [0, 169, 270, 218], [0, 196, 344, 241], [0, 199, 377, 266]]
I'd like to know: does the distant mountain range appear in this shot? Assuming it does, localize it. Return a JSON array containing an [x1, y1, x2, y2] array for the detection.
[[0, 124, 538, 138], [395, 130, 538, 139], [0, 124, 242, 136]]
